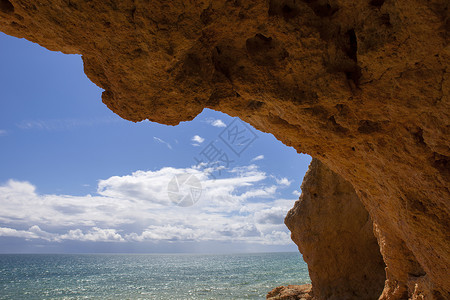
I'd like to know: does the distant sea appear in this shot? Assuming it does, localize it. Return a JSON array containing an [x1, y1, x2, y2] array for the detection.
[[0, 252, 310, 299]]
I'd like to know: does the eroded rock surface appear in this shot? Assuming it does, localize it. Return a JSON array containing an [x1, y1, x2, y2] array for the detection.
[[267, 284, 313, 300], [285, 159, 386, 299], [0, 0, 448, 298]]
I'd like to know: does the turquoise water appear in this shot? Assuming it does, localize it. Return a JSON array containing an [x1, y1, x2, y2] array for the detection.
[[0, 253, 310, 299]]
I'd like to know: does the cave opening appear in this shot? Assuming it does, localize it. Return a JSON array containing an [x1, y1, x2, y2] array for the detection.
[[0, 31, 317, 298], [0, 29, 389, 299]]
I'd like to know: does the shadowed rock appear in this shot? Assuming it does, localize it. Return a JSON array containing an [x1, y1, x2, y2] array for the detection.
[[285, 159, 386, 299]]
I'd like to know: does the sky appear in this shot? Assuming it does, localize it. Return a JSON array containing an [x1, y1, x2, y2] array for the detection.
[[0, 32, 311, 253]]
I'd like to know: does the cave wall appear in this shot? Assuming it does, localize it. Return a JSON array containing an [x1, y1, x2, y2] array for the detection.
[[0, 0, 448, 298], [285, 158, 386, 299]]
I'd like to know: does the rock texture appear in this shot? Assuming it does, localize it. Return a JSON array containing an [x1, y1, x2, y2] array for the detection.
[[0, 0, 448, 298], [285, 158, 386, 299], [267, 284, 313, 300]]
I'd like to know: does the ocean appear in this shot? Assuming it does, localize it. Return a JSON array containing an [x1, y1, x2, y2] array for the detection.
[[0, 252, 310, 299]]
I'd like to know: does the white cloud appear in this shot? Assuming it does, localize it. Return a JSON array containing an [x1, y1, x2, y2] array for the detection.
[[211, 119, 226, 127], [0, 129, 7, 136], [0, 225, 58, 241], [0, 225, 124, 242], [292, 190, 301, 197], [153, 136, 172, 149], [0, 165, 297, 245], [261, 231, 292, 245], [251, 155, 264, 162], [205, 118, 227, 128], [97, 167, 207, 206], [0, 226, 40, 239], [191, 135, 205, 146], [254, 206, 288, 225], [276, 177, 292, 187], [126, 225, 198, 242], [16, 117, 118, 131], [60, 227, 124, 242]]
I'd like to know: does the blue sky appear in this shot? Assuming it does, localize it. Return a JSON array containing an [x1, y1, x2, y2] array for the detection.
[[0, 32, 311, 253]]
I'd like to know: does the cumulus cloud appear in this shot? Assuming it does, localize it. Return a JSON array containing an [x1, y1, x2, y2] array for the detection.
[[292, 190, 301, 197], [191, 135, 205, 146], [126, 225, 198, 242], [0, 165, 297, 245], [211, 119, 226, 127], [251, 155, 264, 162], [276, 177, 292, 187], [0, 226, 124, 242], [254, 207, 288, 225], [205, 118, 227, 128], [153, 136, 172, 149], [0, 226, 40, 240], [0, 225, 59, 241], [60, 227, 124, 242]]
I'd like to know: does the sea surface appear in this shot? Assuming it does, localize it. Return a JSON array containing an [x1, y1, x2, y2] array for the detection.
[[0, 252, 310, 299]]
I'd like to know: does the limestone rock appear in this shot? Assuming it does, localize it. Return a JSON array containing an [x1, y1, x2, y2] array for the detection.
[[267, 284, 313, 300], [0, 0, 448, 298], [285, 159, 386, 299]]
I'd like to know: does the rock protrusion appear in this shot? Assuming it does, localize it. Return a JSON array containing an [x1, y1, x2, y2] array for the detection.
[[267, 284, 313, 300], [285, 159, 386, 299]]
